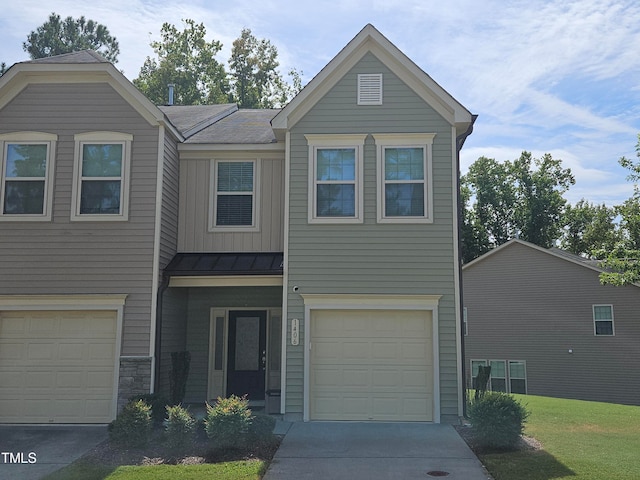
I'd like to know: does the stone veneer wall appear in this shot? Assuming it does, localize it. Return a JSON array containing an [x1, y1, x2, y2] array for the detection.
[[118, 357, 152, 410]]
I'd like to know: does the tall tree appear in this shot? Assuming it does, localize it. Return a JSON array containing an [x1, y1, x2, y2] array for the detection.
[[23, 13, 119, 62], [599, 135, 640, 285], [560, 200, 618, 257], [228, 28, 289, 108], [461, 152, 574, 262], [133, 19, 228, 105]]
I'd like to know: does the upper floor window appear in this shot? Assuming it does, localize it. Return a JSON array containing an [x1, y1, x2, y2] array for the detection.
[[593, 304, 614, 336], [0, 132, 57, 221], [305, 134, 366, 224], [71, 132, 132, 221], [210, 160, 259, 231], [373, 133, 435, 223]]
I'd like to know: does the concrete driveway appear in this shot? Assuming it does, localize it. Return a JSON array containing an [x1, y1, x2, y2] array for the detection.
[[263, 422, 492, 480], [0, 425, 108, 480]]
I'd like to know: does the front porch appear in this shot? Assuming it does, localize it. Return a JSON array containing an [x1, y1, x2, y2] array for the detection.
[[157, 252, 284, 413]]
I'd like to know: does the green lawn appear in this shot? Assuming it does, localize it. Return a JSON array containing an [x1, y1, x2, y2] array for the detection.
[[477, 394, 640, 480], [44, 459, 266, 480]]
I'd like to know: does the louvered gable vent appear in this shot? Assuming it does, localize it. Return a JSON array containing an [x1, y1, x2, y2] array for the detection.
[[357, 73, 383, 105]]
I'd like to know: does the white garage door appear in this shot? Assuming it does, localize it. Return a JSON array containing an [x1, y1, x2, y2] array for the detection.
[[0, 310, 117, 423], [310, 309, 433, 421]]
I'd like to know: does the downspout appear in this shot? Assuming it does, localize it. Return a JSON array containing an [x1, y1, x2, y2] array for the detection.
[[456, 114, 477, 419]]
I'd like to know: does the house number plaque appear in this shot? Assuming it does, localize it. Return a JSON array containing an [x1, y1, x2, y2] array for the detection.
[[291, 318, 299, 346]]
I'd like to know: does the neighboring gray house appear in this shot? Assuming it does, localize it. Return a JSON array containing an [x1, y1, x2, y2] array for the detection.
[[0, 24, 475, 424], [463, 239, 640, 406]]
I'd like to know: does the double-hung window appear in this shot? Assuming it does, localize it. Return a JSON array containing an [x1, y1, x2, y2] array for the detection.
[[0, 132, 57, 221], [211, 160, 259, 230], [489, 360, 507, 392], [72, 132, 132, 221], [306, 134, 365, 223], [373, 133, 435, 223], [508, 360, 527, 394], [593, 304, 614, 336]]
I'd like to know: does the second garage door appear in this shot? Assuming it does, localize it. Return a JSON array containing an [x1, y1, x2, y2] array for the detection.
[[310, 309, 434, 421], [0, 310, 118, 424]]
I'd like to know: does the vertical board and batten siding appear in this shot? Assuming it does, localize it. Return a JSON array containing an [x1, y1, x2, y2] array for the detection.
[[182, 286, 283, 402], [464, 242, 640, 406], [0, 83, 160, 356], [286, 53, 460, 417], [178, 155, 285, 252]]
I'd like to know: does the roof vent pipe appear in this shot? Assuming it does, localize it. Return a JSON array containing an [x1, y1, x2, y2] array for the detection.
[[167, 84, 175, 106]]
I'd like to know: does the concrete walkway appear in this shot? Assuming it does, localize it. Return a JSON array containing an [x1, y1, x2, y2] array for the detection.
[[263, 422, 492, 480], [0, 425, 108, 480]]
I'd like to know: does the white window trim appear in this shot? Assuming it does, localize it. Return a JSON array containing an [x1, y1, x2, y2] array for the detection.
[[508, 360, 527, 394], [373, 133, 435, 223], [0, 132, 57, 221], [71, 132, 132, 222], [305, 134, 366, 224], [593, 304, 615, 336], [209, 159, 260, 232]]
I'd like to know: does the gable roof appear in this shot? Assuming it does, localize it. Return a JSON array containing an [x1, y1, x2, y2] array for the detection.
[[462, 238, 607, 275], [271, 24, 474, 137], [160, 105, 279, 144], [0, 50, 182, 140]]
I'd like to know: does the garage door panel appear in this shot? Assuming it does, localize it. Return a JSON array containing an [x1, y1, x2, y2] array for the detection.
[[0, 310, 117, 423], [310, 309, 434, 421]]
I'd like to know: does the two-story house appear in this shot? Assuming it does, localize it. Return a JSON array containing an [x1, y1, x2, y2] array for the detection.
[[0, 24, 475, 424], [464, 239, 640, 406]]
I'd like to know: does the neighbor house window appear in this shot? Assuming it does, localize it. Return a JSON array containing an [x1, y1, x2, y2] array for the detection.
[[71, 132, 132, 221], [489, 360, 507, 392], [470, 360, 487, 389], [373, 133, 435, 223], [593, 305, 614, 336], [305, 134, 366, 223], [0, 132, 57, 221], [508, 360, 527, 394], [210, 160, 259, 230]]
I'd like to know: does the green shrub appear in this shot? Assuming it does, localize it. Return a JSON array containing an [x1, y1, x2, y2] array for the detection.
[[129, 393, 170, 426], [468, 391, 529, 449], [204, 395, 252, 449], [165, 404, 196, 450], [109, 399, 152, 447], [248, 414, 276, 444]]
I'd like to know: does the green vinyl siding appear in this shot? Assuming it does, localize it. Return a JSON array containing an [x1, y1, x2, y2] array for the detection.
[[285, 53, 461, 419]]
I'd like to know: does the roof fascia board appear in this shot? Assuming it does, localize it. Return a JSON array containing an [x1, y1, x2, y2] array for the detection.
[[0, 63, 183, 141], [463, 238, 634, 282], [178, 142, 284, 154], [272, 24, 472, 131]]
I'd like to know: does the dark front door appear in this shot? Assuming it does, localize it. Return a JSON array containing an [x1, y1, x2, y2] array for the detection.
[[227, 310, 267, 400]]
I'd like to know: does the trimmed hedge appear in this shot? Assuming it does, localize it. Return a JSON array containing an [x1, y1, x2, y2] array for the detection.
[[468, 391, 529, 449]]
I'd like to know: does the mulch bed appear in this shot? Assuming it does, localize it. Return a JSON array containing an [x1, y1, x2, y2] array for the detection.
[[454, 423, 543, 455], [79, 429, 281, 467]]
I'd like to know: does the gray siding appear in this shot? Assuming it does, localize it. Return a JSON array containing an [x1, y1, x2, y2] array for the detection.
[[463, 241, 640, 406], [158, 287, 188, 397], [159, 132, 180, 271], [285, 53, 460, 417], [178, 154, 285, 252], [0, 83, 160, 356], [183, 286, 282, 403]]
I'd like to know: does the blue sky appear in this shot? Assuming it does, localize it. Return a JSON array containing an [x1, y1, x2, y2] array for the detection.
[[1, 0, 639, 206]]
